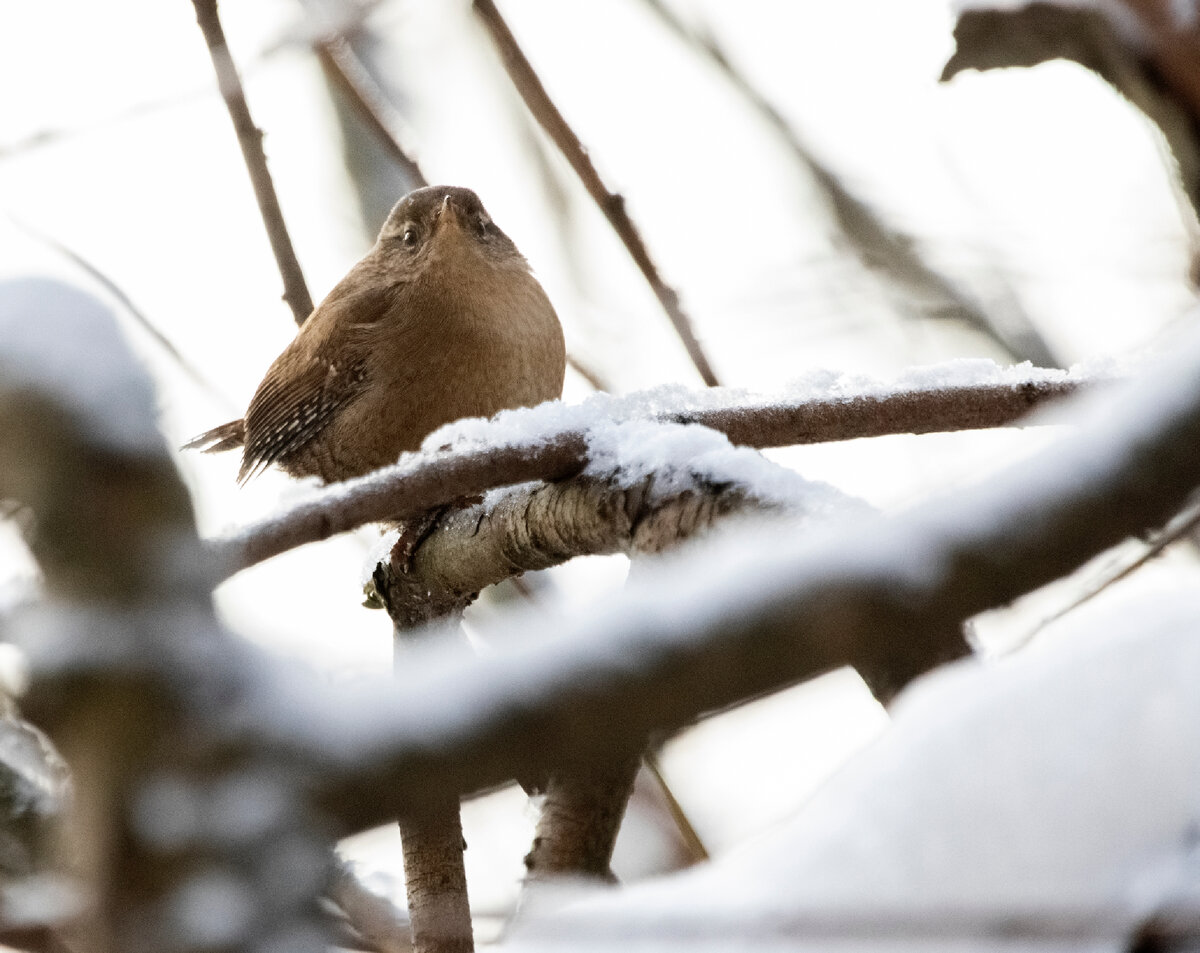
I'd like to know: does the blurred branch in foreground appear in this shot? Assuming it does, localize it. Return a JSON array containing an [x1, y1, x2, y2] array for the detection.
[[5, 280, 1200, 946], [0, 278, 330, 952], [191, 0, 315, 324], [471, 0, 721, 387]]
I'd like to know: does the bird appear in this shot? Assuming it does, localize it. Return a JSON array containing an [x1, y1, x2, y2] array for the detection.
[[185, 185, 566, 484]]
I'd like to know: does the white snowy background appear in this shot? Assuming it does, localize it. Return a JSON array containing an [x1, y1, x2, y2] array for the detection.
[[1, 0, 1198, 946]]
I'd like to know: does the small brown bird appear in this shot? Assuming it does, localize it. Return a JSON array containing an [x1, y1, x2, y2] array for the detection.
[[186, 185, 566, 483]]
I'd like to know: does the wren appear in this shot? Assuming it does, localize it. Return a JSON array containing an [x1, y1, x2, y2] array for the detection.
[[186, 185, 566, 483]]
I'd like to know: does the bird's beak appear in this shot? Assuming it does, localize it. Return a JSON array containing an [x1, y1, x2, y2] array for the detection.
[[436, 194, 465, 232]]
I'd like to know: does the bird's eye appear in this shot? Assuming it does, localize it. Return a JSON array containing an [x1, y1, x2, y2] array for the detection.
[[402, 227, 419, 247]]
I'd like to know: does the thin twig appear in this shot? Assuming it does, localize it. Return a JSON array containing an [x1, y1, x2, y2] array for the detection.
[[191, 0, 314, 325], [313, 36, 428, 189], [471, 0, 720, 387], [643, 751, 709, 864], [1029, 497, 1200, 638], [212, 376, 1086, 575], [565, 353, 608, 391]]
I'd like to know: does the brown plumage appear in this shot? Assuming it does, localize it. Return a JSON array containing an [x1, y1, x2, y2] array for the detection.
[[184, 185, 566, 483]]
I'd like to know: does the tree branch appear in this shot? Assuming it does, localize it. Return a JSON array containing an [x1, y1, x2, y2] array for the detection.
[[191, 0, 315, 324], [471, 0, 720, 386], [214, 375, 1086, 576], [262, 337, 1199, 831], [313, 35, 428, 190]]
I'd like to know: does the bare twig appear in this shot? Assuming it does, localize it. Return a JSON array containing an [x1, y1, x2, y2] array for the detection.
[[1031, 496, 1200, 637], [643, 751, 709, 864], [471, 0, 720, 387], [565, 353, 608, 391], [313, 36, 428, 190], [397, 801, 472, 953], [191, 0, 314, 324], [375, 535, 476, 952], [214, 376, 1086, 575]]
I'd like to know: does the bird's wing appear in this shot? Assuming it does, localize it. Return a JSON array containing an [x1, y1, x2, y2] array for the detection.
[[238, 285, 390, 482]]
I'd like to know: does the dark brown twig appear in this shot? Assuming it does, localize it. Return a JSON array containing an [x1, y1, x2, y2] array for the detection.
[[214, 376, 1086, 575], [471, 0, 720, 386], [191, 0, 315, 325], [314, 36, 428, 190]]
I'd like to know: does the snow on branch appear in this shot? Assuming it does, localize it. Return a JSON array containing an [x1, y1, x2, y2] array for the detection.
[[234, 342, 1194, 833], [366, 421, 866, 623], [212, 361, 1090, 576]]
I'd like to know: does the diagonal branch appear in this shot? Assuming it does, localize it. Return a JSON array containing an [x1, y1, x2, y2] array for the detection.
[[471, 0, 720, 386], [191, 0, 314, 324], [212, 374, 1086, 575], [313, 35, 428, 190]]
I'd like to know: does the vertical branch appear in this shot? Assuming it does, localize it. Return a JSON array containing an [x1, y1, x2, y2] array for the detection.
[[523, 754, 641, 882], [398, 802, 471, 953], [191, 0, 315, 325], [471, 0, 720, 387], [374, 535, 477, 953]]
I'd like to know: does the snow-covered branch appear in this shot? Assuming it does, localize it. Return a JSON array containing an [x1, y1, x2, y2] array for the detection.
[[367, 423, 861, 625], [214, 366, 1087, 577], [236, 339, 1196, 833]]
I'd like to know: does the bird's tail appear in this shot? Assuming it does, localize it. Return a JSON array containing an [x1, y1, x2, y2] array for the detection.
[[181, 419, 246, 453]]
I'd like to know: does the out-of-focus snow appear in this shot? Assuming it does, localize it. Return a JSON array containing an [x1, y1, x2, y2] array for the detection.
[[0, 278, 164, 456], [504, 586, 1200, 952]]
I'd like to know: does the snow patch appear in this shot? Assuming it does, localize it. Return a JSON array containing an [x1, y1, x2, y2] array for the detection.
[[0, 278, 163, 455]]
